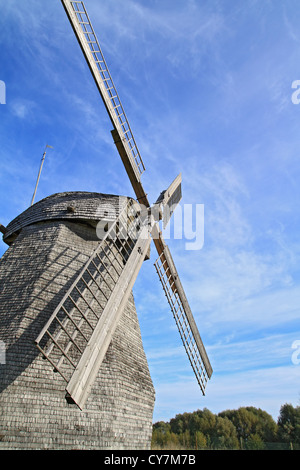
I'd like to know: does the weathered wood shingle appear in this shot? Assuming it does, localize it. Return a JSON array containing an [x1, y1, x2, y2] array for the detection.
[[0, 192, 155, 450]]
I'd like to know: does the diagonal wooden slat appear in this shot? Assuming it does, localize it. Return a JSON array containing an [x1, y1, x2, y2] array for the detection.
[[35, 199, 151, 408], [61, 0, 149, 207], [66, 221, 152, 409], [59, 0, 213, 402], [153, 227, 213, 394]]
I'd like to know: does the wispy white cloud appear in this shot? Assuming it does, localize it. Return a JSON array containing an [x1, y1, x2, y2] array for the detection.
[[153, 365, 300, 422], [1, 0, 300, 424], [10, 99, 37, 119]]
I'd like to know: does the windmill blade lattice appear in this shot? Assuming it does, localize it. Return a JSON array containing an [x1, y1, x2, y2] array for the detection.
[[42, 0, 214, 404], [154, 243, 212, 394], [35, 199, 152, 409], [61, 0, 149, 206]]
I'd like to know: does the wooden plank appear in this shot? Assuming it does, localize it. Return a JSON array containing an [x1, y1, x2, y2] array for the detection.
[[152, 225, 213, 380], [111, 129, 150, 207], [154, 173, 182, 229], [66, 224, 152, 409], [155, 173, 182, 207], [164, 244, 212, 378], [0, 224, 7, 235], [61, 0, 147, 200]]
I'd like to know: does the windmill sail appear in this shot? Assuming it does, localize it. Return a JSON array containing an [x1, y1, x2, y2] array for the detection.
[[152, 224, 213, 394], [61, 0, 149, 207], [155, 173, 182, 229], [36, 199, 152, 409], [58, 0, 213, 400]]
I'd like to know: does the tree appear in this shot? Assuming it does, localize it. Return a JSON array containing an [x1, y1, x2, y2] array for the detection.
[[209, 416, 239, 449], [169, 408, 239, 449], [169, 412, 191, 435], [219, 408, 256, 441], [219, 407, 277, 444], [178, 429, 191, 449], [277, 403, 300, 444], [246, 433, 265, 450], [195, 431, 207, 449], [152, 421, 171, 448], [152, 403, 299, 450], [245, 407, 278, 442]]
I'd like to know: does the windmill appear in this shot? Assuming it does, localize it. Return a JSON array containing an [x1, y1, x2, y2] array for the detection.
[[33, 0, 212, 410], [0, 0, 212, 450]]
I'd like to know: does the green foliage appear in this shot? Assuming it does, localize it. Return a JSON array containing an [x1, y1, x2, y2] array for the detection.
[[277, 403, 300, 444], [219, 406, 278, 442], [245, 433, 265, 450], [152, 403, 300, 450]]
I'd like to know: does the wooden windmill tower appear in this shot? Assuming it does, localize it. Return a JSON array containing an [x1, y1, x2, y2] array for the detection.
[[0, 0, 212, 450]]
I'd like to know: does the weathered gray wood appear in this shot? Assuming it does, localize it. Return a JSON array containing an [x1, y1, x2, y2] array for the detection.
[[60, 0, 213, 400], [66, 224, 152, 409], [0, 192, 155, 450], [0, 223, 7, 235], [155, 173, 182, 207], [154, 173, 182, 228], [162, 244, 213, 379], [61, 0, 149, 207], [111, 129, 150, 207], [153, 226, 213, 391]]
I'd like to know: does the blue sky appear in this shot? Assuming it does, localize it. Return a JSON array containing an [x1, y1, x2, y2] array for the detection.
[[1, 0, 300, 423]]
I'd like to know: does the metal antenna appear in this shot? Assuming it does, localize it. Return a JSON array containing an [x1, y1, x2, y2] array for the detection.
[[30, 145, 53, 206]]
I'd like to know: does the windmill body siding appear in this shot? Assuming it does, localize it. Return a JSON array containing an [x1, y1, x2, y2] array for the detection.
[[0, 192, 155, 450]]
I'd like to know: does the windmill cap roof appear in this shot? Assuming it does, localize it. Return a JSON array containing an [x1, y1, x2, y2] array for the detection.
[[3, 191, 135, 245]]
